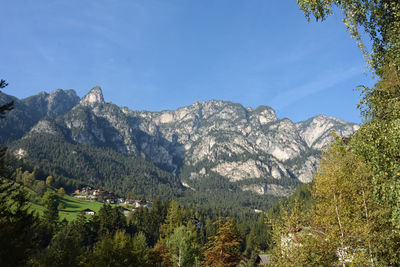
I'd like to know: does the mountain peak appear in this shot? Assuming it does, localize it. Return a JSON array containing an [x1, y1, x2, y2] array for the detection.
[[80, 86, 104, 106]]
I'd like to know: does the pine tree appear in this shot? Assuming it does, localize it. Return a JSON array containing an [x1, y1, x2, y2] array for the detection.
[[0, 80, 38, 266], [160, 200, 184, 239], [0, 179, 39, 266], [203, 217, 241, 267], [0, 79, 13, 118]]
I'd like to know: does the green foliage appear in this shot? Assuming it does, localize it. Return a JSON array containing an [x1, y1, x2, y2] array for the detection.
[[35, 219, 87, 267], [86, 230, 150, 267], [279, 1, 400, 265], [58, 187, 65, 197], [166, 225, 201, 267], [179, 173, 281, 215], [160, 201, 191, 239], [244, 213, 272, 256], [12, 133, 183, 200], [93, 204, 127, 237], [352, 67, 400, 227], [310, 139, 377, 265], [130, 198, 170, 246], [46, 175, 53, 187], [132, 232, 151, 267], [0, 79, 14, 119], [41, 191, 60, 246], [269, 137, 400, 265], [0, 178, 39, 266], [33, 180, 46, 196], [22, 170, 35, 187]]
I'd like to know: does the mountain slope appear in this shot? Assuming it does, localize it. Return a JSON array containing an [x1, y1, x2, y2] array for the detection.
[[12, 132, 183, 199], [5, 86, 359, 199], [0, 89, 79, 144]]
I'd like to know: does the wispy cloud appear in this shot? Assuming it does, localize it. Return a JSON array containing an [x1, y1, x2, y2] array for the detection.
[[269, 66, 361, 110]]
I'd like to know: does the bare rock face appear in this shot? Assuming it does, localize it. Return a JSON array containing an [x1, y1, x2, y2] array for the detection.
[[296, 115, 359, 149], [16, 87, 359, 197], [80, 86, 105, 106], [29, 120, 59, 136]]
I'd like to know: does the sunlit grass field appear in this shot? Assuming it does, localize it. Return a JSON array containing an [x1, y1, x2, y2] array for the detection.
[[58, 195, 105, 221], [29, 194, 107, 221]]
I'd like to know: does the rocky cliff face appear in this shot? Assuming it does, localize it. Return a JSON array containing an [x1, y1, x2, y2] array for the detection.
[[7, 86, 359, 197]]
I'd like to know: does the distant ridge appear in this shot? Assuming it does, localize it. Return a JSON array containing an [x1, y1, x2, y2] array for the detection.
[[1, 86, 358, 200]]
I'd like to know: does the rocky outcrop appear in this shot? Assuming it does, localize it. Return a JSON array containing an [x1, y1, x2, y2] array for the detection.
[[296, 114, 360, 149], [80, 86, 105, 106]]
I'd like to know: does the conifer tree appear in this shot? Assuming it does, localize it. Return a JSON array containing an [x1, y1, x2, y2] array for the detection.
[[160, 200, 185, 239], [41, 191, 59, 239], [0, 80, 38, 266], [0, 79, 13, 118], [0, 179, 39, 266], [203, 217, 241, 267]]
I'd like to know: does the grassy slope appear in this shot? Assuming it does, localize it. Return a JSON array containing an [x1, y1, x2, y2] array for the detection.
[[58, 195, 105, 221], [29, 194, 107, 221]]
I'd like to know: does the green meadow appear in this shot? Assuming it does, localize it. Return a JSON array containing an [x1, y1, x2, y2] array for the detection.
[[58, 195, 105, 221], [30, 194, 108, 221]]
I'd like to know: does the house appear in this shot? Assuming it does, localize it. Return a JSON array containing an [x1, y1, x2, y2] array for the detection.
[[143, 201, 152, 209], [255, 254, 270, 266], [122, 208, 131, 217], [106, 199, 116, 204], [124, 199, 134, 205], [134, 200, 146, 208], [82, 208, 96, 215]]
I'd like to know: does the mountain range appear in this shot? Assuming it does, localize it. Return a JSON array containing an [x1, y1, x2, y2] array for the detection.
[[0, 86, 359, 205]]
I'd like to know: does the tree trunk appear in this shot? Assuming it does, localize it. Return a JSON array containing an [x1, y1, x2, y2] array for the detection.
[[334, 193, 346, 267], [362, 189, 374, 266]]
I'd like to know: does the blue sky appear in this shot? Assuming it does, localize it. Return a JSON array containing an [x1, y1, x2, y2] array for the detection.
[[0, 0, 375, 123]]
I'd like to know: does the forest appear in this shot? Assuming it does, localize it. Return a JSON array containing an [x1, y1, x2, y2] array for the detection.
[[1, 0, 400, 266]]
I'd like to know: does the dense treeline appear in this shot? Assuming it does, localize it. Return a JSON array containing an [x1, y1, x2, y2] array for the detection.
[[12, 133, 184, 199], [0, 133, 273, 266], [1, 174, 270, 266], [3, 153, 86, 194]]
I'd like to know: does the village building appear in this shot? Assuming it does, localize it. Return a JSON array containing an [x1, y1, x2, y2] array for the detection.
[[82, 208, 95, 215]]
